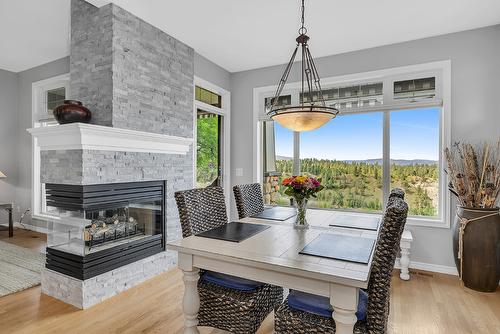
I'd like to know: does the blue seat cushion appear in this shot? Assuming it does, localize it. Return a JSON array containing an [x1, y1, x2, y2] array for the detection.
[[201, 271, 264, 291], [287, 289, 368, 321]]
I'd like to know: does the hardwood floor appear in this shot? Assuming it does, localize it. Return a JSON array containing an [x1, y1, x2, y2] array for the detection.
[[0, 227, 46, 253], [0, 229, 498, 333], [0, 266, 497, 334]]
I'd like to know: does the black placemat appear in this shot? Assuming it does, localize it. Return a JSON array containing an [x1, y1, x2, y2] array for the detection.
[[299, 233, 376, 264], [196, 222, 270, 242], [329, 216, 380, 231], [250, 206, 297, 221]]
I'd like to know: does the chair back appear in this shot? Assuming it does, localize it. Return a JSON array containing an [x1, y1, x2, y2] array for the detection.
[[366, 188, 408, 334], [233, 183, 265, 219], [174, 186, 228, 238]]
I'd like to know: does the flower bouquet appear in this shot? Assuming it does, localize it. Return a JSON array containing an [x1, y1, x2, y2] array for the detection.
[[282, 175, 324, 229]]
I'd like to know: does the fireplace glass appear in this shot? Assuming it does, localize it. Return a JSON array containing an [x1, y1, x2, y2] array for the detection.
[[44, 181, 165, 258]]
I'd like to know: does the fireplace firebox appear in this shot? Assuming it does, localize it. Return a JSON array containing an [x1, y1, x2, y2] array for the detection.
[[44, 181, 166, 280]]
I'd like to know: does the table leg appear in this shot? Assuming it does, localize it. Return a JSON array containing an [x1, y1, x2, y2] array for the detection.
[[399, 247, 410, 280], [182, 268, 200, 334], [330, 284, 358, 334], [8, 208, 13, 237]]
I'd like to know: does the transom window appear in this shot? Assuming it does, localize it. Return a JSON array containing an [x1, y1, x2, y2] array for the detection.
[[195, 85, 222, 108]]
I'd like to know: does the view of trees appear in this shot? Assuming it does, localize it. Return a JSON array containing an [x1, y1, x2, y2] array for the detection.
[[196, 115, 219, 188], [275, 158, 438, 216]]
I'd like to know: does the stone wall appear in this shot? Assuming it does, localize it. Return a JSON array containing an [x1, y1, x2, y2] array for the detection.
[[111, 5, 194, 136], [69, 0, 194, 136], [42, 0, 195, 222], [40, 149, 193, 222], [263, 175, 280, 205], [70, 0, 113, 126]]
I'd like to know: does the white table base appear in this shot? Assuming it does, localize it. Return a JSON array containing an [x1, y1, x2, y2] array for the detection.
[[399, 230, 413, 281], [178, 252, 360, 334]]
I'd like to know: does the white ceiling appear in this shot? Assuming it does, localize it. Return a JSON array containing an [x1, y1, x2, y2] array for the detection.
[[1, 0, 500, 73]]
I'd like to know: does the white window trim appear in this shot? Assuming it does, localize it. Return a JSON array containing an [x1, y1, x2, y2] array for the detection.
[[193, 76, 231, 212], [253, 60, 451, 228], [31, 73, 70, 221]]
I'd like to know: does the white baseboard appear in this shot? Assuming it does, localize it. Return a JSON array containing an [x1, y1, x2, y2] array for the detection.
[[395, 257, 458, 276]]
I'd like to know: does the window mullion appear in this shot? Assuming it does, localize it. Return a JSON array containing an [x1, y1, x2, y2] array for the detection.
[[382, 111, 391, 208]]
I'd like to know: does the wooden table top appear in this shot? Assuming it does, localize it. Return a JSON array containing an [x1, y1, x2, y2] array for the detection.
[[167, 209, 381, 288]]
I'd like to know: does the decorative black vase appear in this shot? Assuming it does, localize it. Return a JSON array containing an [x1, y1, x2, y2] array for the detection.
[[53, 100, 91, 124], [452, 206, 500, 292]]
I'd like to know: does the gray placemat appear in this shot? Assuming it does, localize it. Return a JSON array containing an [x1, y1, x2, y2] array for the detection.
[[299, 233, 375, 264], [329, 215, 380, 231], [196, 222, 270, 242], [250, 206, 297, 221]]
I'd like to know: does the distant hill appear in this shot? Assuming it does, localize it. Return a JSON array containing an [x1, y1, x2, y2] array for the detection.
[[276, 156, 437, 166], [346, 158, 438, 166], [276, 155, 294, 161]]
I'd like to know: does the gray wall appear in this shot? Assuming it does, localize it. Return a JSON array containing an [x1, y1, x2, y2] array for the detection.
[[195, 53, 231, 92], [0, 69, 19, 211], [230, 25, 500, 268]]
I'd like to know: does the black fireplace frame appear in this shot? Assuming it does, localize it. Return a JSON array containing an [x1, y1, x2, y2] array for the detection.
[[44, 180, 167, 280]]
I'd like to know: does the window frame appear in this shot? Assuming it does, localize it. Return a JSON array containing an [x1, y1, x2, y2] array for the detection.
[[193, 77, 231, 211], [253, 60, 451, 228], [31, 73, 70, 222]]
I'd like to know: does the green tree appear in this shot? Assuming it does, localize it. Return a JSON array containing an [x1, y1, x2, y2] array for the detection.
[[196, 116, 218, 187]]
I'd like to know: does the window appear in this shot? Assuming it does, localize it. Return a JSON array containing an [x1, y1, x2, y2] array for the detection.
[[47, 87, 66, 116], [32, 74, 70, 220], [300, 82, 383, 110], [390, 108, 440, 217], [195, 86, 222, 108], [193, 78, 231, 209], [300, 112, 383, 212], [196, 110, 221, 188], [256, 61, 450, 226], [273, 122, 294, 205], [394, 77, 435, 100]]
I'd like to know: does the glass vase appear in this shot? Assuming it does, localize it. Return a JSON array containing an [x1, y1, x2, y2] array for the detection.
[[294, 198, 309, 230]]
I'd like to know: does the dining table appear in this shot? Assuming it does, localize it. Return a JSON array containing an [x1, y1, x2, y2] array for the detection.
[[167, 208, 381, 334]]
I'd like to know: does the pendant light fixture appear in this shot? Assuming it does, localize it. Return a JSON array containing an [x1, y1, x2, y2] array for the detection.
[[266, 0, 339, 132]]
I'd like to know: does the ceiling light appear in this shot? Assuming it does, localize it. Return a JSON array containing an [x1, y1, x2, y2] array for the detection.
[[266, 0, 339, 132]]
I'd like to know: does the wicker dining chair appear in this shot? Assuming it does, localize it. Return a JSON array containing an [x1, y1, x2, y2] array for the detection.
[[274, 189, 409, 334], [233, 183, 266, 219], [174, 186, 283, 334]]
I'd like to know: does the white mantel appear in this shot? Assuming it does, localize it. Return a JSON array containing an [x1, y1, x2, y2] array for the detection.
[[27, 123, 193, 155]]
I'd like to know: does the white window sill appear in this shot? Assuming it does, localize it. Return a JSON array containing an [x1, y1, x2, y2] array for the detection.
[[276, 205, 450, 229], [405, 216, 449, 228]]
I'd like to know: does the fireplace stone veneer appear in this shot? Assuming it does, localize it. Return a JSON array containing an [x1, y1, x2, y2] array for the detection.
[[41, 251, 173, 309], [30, 0, 195, 309]]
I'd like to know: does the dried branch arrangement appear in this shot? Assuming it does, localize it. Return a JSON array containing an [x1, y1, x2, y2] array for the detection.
[[444, 140, 500, 208]]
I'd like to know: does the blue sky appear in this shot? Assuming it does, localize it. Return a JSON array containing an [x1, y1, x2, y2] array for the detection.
[[275, 107, 440, 161]]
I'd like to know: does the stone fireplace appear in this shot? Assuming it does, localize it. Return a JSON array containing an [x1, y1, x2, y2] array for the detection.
[[28, 0, 195, 308]]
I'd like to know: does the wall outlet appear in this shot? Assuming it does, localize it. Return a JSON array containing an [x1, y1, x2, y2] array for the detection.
[[235, 168, 243, 177]]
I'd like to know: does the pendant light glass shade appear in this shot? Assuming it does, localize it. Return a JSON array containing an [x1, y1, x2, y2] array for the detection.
[[266, 0, 339, 132], [269, 106, 336, 132]]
